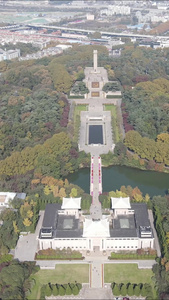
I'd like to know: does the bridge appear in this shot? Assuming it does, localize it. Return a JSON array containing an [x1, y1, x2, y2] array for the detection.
[[90, 155, 102, 220], [27, 24, 169, 40]]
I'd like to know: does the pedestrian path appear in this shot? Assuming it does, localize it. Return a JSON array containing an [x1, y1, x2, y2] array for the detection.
[[90, 156, 102, 196], [90, 262, 103, 288], [90, 155, 102, 220]]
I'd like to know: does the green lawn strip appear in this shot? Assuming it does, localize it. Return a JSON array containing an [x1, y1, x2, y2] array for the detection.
[[73, 105, 87, 142], [104, 263, 153, 284], [104, 104, 120, 142], [28, 264, 89, 300], [75, 105, 87, 112]]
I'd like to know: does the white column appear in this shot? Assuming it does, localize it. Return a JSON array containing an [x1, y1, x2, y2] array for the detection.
[[93, 50, 98, 72]]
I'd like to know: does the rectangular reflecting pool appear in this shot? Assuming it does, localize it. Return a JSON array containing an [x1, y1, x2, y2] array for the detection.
[[89, 125, 103, 144]]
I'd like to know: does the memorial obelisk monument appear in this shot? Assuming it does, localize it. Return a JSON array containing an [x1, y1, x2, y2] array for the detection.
[[93, 49, 98, 73]]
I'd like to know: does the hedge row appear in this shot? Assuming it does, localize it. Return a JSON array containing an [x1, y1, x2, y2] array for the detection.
[[68, 95, 84, 99], [109, 253, 156, 260], [111, 282, 153, 298], [40, 282, 82, 299], [106, 95, 121, 98], [35, 254, 84, 260]]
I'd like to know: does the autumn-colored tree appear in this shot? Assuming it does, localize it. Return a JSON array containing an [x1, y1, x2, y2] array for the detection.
[[13, 220, 19, 234], [20, 202, 32, 219], [70, 188, 78, 198], [109, 190, 127, 198], [52, 185, 59, 197], [131, 187, 142, 201], [59, 187, 66, 199], [49, 63, 73, 93], [23, 218, 32, 227], [44, 185, 52, 196], [157, 133, 169, 144]]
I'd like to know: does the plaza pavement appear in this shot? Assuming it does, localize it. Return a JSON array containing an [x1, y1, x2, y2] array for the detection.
[[14, 211, 44, 261]]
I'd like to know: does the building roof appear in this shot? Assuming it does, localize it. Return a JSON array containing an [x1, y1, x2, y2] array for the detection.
[[61, 197, 81, 210], [0, 192, 16, 204], [131, 203, 150, 228], [16, 193, 26, 200], [83, 218, 110, 237], [110, 214, 137, 238], [111, 197, 131, 209], [55, 215, 82, 238], [42, 203, 61, 229]]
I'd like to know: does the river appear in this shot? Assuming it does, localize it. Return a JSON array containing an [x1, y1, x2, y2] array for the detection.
[[67, 165, 169, 197]]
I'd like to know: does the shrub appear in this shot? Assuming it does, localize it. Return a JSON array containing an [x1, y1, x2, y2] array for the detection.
[[58, 285, 66, 296], [120, 284, 127, 296], [40, 284, 46, 300], [113, 283, 120, 296], [141, 285, 148, 297], [127, 283, 134, 296], [66, 284, 72, 295], [72, 284, 79, 295], [52, 284, 59, 296], [134, 284, 141, 296], [45, 283, 52, 296]]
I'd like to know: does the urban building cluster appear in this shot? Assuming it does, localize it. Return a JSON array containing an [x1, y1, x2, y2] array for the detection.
[[100, 5, 131, 16], [19, 44, 72, 61], [136, 10, 169, 23], [0, 48, 20, 61], [0, 29, 52, 49]]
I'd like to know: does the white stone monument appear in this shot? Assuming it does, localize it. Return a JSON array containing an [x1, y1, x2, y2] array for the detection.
[[93, 49, 98, 73]]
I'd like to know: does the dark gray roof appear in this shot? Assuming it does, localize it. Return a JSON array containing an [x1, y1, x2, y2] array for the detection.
[[131, 203, 150, 228], [54, 215, 82, 238], [42, 203, 61, 229], [16, 193, 26, 200], [110, 214, 137, 238], [41, 204, 82, 239], [110, 203, 151, 238]]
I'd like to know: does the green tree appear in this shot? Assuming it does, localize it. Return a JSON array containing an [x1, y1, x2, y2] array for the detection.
[[65, 284, 72, 295], [70, 188, 78, 198], [113, 283, 120, 296], [52, 284, 59, 296], [49, 63, 73, 93], [120, 284, 127, 296], [134, 284, 141, 296], [72, 284, 79, 295], [127, 283, 134, 296], [141, 284, 148, 297], [45, 283, 52, 296], [58, 285, 65, 296]]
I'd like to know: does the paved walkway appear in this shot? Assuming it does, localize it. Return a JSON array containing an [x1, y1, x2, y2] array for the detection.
[[46, 284, 114, 300], [148, 209, 161, 257], [90, 155, 102, 220], [90, 262, 103, 288], [14, 211, 44, 261]]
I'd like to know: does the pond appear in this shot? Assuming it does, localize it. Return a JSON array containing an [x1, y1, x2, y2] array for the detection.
[[89, 125, 103, 144], [67, 165, 169, 197]]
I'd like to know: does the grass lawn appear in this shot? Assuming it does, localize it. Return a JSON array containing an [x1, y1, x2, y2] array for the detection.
[[73, 105, 87, 142], [73, 105, 87, 123], [28, 264, 89, 300], [104, 264, 153, 284], [75, 105, 87, 112], [104, 104, 120, 142]]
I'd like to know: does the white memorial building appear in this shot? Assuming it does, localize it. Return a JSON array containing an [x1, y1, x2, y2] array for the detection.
[[38, 196, 154, 252]]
